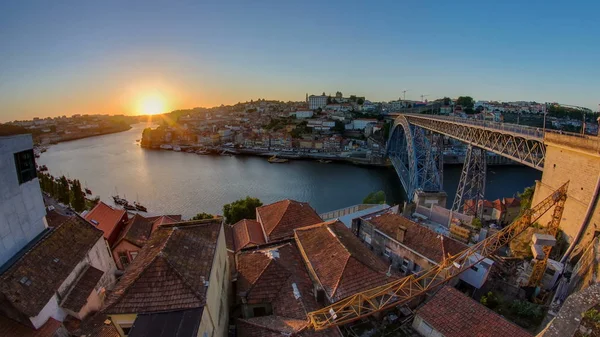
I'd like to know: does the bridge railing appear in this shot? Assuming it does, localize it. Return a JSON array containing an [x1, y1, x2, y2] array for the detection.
[[405, 114, 544, 139], [404, 113, 598, 140]]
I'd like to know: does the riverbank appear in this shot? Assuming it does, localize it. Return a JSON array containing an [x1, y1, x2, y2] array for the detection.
[[37, 125, 132, 145]]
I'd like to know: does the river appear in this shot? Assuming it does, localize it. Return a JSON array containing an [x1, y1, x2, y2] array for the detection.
[[37, 123, 541, 219]]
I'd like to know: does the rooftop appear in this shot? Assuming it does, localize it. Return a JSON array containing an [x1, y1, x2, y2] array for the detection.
[[129, 308, 203, 337], [232, 219, 266, 252], [61, 264, 104, 312], [366, 213, 467, 263], [257, 199, 323, 241], [417, 286, 532, 337], [84, 201, 126, 241], [0, 316, 62, 337], [294, 220, 394, 302], [0, 216, 103, 317], [114, 213, 154, 248], [103, 219, 222, 314]]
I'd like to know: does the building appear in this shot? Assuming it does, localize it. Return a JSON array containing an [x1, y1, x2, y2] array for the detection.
[[350, 118, 378, 130], [0, 216, 117, 332], [103, 218, 229, 337], [412, 286, 532, 337], [294, 220, 396, 303], [0, 134, 47, 267], [354, 213, 492, 289], [308, 94, 327, 110], [235, 242, 341, 337], [292, 110, 314, 119], [110, 213, 182, 269], [84, 201, 128, 247], [255, 199, 323, 242]]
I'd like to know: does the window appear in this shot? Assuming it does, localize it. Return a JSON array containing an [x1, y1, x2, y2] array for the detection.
[[401, 259, 410, 272], [129, 251, 138, 261], [363, 233, 372, 245], [14, 150, 36, 184], [471, 265, 479, 272], [413, 263, 421, 273], [120, 324, 132, 336], [253, 307, 267, 317], [118, 252, 130, 268], [384, 247, 392, 258]]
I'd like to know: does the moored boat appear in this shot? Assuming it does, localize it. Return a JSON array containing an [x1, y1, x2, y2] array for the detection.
[[268, 155, 289, 163], [318, 159, 332, 164], [134, 201, 147, 212]]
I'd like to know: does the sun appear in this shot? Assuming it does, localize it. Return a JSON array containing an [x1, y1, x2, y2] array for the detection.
[[139, 94, 166, 115]]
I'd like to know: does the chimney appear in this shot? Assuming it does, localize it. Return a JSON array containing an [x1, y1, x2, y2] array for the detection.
[[396, 225, 407, 243]]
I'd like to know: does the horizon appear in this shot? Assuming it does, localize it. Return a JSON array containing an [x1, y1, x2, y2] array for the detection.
[[1, 0, 599, 122]]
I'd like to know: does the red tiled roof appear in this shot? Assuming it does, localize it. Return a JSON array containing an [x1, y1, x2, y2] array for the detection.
[[232, 219, 266, 251], [294, 220, 394, 302], [103, 219, 222, 314], [0, 316, 62, 337], [237, 316, 341, 337], [257, 200, 323, 241], [417, 286, 533, 337], [73, 312, 120, 337], [492, 199, 505, 212], [84, 202, 126, 241], [0, 216, 103, 317], [504, 197, 521, 208], [115, 214, 154, 248], [61, 264, 104, 312], [237, 242, 318, 320], [366, 213, 467, 263]]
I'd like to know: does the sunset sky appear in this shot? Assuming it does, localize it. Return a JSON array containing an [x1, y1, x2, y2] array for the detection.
[[1, 0, 599, 122]]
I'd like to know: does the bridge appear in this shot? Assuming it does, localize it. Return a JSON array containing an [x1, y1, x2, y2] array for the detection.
[[387, 113, 596, 218]]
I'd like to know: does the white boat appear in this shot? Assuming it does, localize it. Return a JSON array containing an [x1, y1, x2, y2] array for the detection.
[[173, 146, 181, 152], [160, 144, 173, 150]]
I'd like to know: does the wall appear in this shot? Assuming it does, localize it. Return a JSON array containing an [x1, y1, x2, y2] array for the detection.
[[532, 133, 600, 246], [111, 240, 140, 270], [0, 134, 47, 266], [198, 223, 230, 337], [412, 315, 444, 337], [109, 313, 137, 337], [29, 295, 66, 329]]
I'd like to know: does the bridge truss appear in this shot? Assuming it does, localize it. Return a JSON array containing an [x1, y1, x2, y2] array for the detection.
[[452, 145, 487, 217], [307, 182, 569, 330]]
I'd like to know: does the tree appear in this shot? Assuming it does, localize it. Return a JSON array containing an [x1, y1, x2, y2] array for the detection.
[[518, 185, 535, 213], [363, 191, 386, 204], [191, 212, 214, 220], [333, 121, 345, 133], [70, 179, 86, 212], [456, 96, 474, 109], [443, 97, 451, 106], [357, 97, 365, 105], [472, 217, 483, 229], [349, 95, 357, 102], [223, 196, 263, 224], [327, 96, 333, 104], [56, 176, 70, 205]]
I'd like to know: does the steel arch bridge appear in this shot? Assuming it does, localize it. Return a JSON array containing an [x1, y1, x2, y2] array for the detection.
[[387, 114, 547, 205]]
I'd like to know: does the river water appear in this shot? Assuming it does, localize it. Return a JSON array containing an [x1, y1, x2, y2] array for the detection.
[[37, 123, 541, 219]]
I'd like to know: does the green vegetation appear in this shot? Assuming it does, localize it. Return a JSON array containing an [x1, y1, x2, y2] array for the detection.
[[38, 173, 91, 212], [223, 196, 263, 224], [518, 185, 535, 213], [583, 308, 600, 328], [363, 191, 386, 204], [443, 97, 451, 106], [264, 118, 289, 131], [191, 212, 214, 220], [456, 96, 475, 114], [481, 291, 544, 330], [69, 179, 86, 212], [472, 217, 483, 229], [480, 291, 499, 309], [291, 121, 309, 138]]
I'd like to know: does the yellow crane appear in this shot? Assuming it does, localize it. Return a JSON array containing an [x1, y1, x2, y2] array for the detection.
[[307, 182, 569, 330]]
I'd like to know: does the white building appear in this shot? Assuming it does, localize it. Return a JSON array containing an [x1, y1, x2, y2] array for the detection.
[[293, 110, 314, 119], [350, 118, 378, 130], [0, 134, 47, 267], [308, 95, 327, 110]]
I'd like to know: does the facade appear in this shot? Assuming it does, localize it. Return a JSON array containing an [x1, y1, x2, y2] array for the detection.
[[0, 216, 117, 332], [103, 219, 229, 337], [353, 213, 492, 289], [0, 134, 47, 267], [412, 286, 532, 337], [308, 95, 327, 110], [293, 110, 314, 119]]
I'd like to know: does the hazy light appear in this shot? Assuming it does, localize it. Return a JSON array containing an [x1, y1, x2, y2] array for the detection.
[[139, 94, 166, 115]]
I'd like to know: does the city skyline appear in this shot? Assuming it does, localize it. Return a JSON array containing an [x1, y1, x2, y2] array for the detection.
[[1, 0, 599, 122]]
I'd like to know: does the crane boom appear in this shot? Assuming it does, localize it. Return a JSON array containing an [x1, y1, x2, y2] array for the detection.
[[307, 182, 569, 330]]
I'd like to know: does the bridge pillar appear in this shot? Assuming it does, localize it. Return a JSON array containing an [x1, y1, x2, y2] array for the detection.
[[452, 145, 487, 218], [531, 133, 600, 257]]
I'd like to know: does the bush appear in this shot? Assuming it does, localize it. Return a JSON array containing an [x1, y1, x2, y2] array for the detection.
[[363, 191, 386, 204], [223, 196, 263, 224], [480, 292, 499, 309], [509, 300, 543, 320]]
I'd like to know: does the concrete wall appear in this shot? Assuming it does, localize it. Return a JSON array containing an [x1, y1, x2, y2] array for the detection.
[[532, 133, 600, 247], [29, 294, 65, 329], [110, 313, 137, 337], [198, 222, 230, 337], [412, 315, 444, 337], [0, 134, 47, 267]]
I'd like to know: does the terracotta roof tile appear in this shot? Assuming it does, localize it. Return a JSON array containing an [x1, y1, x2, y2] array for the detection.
[[504, 197, 521, 208], [417, 286, 533, 337], [0, 316, 62, 337], [104, 219, 222, 314], [294, 220, 395, 302], [237, 242, 318, 319], [84, 202, 126, 241], [44, 209, 71, 228], [0, 216, 103, 317], [257, 200, 323, 241], [366, 213, 467, 263], [232, 219, 266, 251], [492, 199, 505, 212], [115, 214, 154, 248], [61, 264, 104, 312], [237, 316, 341, 337], [74, 312, 120, 337]]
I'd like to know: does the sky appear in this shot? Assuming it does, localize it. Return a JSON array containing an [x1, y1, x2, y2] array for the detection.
[[1, 0, 599, 122]]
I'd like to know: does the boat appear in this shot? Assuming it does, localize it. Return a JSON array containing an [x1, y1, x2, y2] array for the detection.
[[268, 155, 289, 163], [160, 144, 173, 150], [173, 146, 182, 152], [112, 195, 127, 205], [185, 149, 195, 153], [221, 151, 232, 156], [38, 165, 48, 172], [318, 159, 332, 164], [196, 150, 209, 155], [134, 201, 147, 212], [123, 203, 136, 211], [85, 188, 92, 195]]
